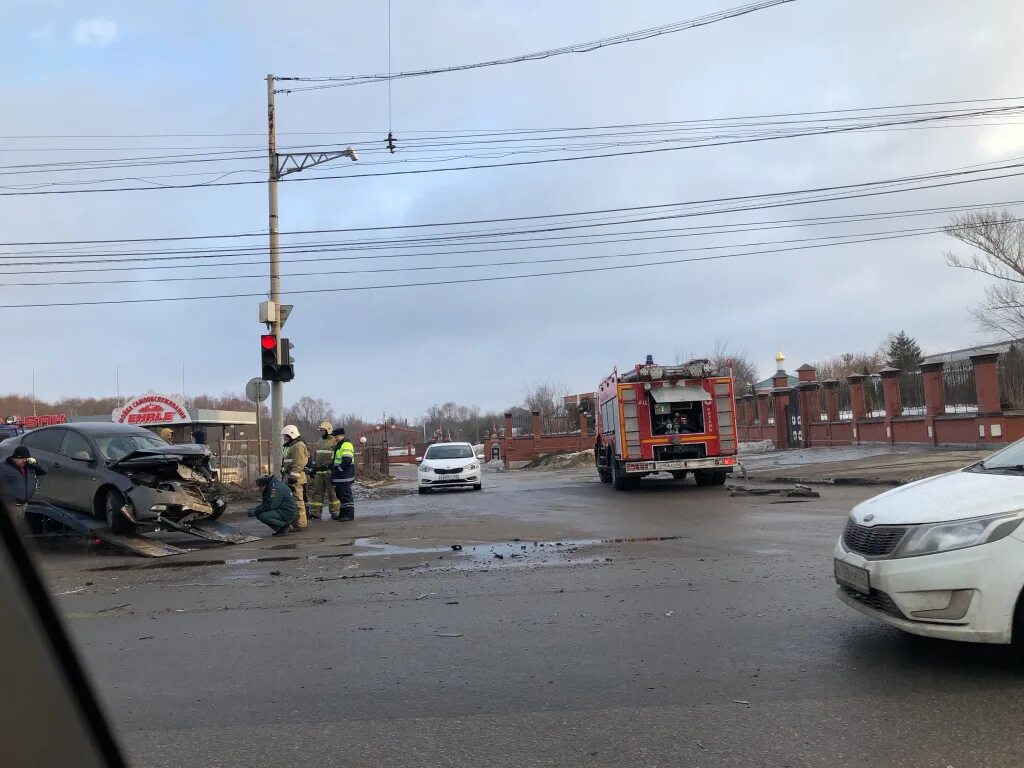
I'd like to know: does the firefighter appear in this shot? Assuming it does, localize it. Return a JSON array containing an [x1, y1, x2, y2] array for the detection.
[[247, 474, 297, 536], [281, 425, 309, 530], [330, 427, 356, 521], [308, 421, 340, 520], [160, 427, 174, 443]]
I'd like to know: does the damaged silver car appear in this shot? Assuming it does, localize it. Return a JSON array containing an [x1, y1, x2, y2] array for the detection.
[[0, 422, 227, 533]]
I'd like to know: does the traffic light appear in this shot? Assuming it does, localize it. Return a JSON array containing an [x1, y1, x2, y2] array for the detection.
[[279, 338, 295, 382], [260, 334, 279, 381], [260, 334, 295, 382]]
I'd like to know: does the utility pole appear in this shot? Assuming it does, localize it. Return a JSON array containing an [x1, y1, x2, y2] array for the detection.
[[266, 74, 284, 476], [264, 73, 357, 476]]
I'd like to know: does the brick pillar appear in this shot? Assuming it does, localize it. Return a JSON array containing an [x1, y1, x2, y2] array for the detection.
[[797, 382, 819, 447], [876, 368, 901, 434], [772, 369, 790, 389], [971, 353, 1001, 414], [742, 395, 754, 426], [920, 362, 944, 445], [756, 393, 769, 426], [822, 380, 840, 422], [796, 363, 817, 383], [848, 374, 867, 444]]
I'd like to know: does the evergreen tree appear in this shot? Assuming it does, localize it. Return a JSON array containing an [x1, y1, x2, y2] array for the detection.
[[886, 331, 923, 371]]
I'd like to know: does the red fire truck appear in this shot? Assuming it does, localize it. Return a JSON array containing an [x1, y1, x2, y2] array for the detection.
[[595, 356, 738, 490]]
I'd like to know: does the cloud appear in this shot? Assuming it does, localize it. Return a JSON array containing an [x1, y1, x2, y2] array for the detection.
[[29, 25, 56, 46], [71, 18, 119, 48]]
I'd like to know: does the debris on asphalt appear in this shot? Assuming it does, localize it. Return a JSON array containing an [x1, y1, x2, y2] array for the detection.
[[96, 603, 131, 614], [446, 601, 459, 605], [731, 699, 751, 705], [138, 636, 154, 641], [54, 587, 87, 595], [728, 484, 820, 498], [493, 553, 504, 559], [269, 570, 282, 576], [665, 611, 675, 617], [451, 544, 463, 551], [416, 593, 435, 600], [435, 632, 463, 638]]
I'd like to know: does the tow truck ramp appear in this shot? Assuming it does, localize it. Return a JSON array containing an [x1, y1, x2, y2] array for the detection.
[[26, 502, 256, 558]]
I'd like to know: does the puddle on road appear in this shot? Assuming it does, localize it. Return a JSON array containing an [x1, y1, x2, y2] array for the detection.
[[84, 534, 684, 573]]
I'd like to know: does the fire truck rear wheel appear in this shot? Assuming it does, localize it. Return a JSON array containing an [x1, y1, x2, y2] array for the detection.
[[670, 470, 688, 481], [695, 470, 728, 487], [611, 459, 636, 491]]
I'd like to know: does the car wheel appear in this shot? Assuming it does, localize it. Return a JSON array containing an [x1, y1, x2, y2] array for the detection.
[[472, 484, 482, 491], [103, 489, 135, 534]]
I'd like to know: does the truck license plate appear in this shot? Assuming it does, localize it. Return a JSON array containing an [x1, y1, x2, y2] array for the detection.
[[834, 559, 870, 595]]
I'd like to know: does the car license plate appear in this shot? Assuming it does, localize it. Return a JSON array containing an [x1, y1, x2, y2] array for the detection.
[[438, 473, 460, 479], [834, 559, 870, 595]]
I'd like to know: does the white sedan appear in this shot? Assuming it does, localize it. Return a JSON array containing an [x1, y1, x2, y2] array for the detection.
[[418, 442, 483, 494], [834, 440, 1024, 645]]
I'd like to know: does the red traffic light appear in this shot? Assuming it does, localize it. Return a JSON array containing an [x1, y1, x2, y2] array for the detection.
[[260, 334, 277, 350]]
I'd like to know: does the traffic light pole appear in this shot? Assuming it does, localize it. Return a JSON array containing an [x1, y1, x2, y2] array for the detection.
[[266, 74, 284, 476]]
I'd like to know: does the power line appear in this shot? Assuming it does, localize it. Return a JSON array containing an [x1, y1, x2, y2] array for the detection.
[[0, 221, 1004, 289], [0, 225, 968, 310], [276, 1, 798, 91], [4, 157, 1023, 249], [3, 106, 1019, 197]]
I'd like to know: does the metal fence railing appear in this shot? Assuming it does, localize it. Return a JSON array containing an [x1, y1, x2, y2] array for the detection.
[[864, 376, 885, 417], [817, 386, 828, 422], [943, 360, 978, 414], [765, 393, 776, 425], [898, 370, 926, 413], [215, 439, 270, 485], [837, 382, 852, 421], [1000, 350, 1024, 410]]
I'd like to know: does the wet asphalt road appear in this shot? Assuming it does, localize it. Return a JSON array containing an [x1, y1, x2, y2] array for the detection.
[[38, 468, 1024, 767]]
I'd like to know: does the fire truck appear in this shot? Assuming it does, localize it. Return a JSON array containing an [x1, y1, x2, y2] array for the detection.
[[595, 356, 738, 490]]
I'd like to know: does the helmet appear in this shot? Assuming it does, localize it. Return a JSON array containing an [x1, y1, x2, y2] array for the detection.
[[318, 421, 333, 433], [282, 425, 300, 442], [159, 427, 173, 442]]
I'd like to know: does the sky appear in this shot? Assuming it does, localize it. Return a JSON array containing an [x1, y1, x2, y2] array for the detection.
[[3, 0, 1024, 419]]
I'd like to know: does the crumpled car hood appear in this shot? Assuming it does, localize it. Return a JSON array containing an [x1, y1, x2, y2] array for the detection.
[[111, 443, 212, 469]]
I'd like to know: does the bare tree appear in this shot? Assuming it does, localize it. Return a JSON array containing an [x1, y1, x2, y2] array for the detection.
[[945, 209, 1024, 338], [811, 350, 886, 381], [284, 396, 337, 441], [675, 340, 760, 391]]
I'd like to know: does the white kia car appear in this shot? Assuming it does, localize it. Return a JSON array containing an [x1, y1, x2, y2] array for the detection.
[[834, 441, 1024, 645], [418, 442, 483, 494]]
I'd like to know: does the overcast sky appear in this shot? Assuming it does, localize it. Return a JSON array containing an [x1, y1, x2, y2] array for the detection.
[[3, 0, 1024, 419]]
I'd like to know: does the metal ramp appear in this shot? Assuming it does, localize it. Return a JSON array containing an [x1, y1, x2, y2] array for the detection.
[[159, 517, 260, 545], [26, 502, 257, 557]]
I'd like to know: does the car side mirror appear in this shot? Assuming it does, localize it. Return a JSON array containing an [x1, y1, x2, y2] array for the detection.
[[71, 451, 94, 462]]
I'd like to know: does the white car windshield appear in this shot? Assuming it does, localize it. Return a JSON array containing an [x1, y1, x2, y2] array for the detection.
[[95, 433, 170, 462], [972, 440, 1024, 472], [424, 445, 474, 460]]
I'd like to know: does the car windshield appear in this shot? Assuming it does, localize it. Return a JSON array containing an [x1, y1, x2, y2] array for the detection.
[[94, 433, 170, 462], [969, 440, 1024, 472], [424, 445, 474, 460]]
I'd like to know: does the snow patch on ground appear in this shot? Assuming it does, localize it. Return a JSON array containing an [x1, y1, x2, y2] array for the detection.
[[739, 440, 776, 455]]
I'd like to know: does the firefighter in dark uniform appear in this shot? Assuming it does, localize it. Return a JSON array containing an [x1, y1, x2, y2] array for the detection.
[[331, 427, 356, 521]]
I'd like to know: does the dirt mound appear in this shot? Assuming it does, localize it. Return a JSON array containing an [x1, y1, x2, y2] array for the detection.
[[522, 449, 595, 471]]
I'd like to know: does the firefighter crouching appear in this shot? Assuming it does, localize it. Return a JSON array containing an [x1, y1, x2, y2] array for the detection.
[[331, 427, 356, 521], [308, 421, 341, 520], [248, 474, 297, 536], [281, 425, 309, 530]]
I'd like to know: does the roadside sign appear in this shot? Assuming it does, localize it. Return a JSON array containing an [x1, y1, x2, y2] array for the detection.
[[246, 377, 271, 403]]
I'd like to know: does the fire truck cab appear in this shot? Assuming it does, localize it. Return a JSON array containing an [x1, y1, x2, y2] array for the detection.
[[595, 356, 738, 490]]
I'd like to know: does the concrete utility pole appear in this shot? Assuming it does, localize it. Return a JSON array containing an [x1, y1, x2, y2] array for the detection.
[[264, 74, 358, 475], [266, 74, 284, 476]]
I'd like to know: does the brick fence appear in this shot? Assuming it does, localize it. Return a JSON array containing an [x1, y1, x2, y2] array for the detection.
[[736, 353, 1021, 449], [485, 410, 594, 467]]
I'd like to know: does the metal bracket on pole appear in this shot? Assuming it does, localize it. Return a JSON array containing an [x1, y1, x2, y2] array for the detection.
[[276, 148, 358, 178]]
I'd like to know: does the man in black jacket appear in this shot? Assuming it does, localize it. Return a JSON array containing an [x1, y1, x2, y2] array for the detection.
[[0, 446, 48, 519]]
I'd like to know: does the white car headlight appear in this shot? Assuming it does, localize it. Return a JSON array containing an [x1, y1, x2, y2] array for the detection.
[[466, 462, 479, 471], [419, 464, 432, 473], [895, 511, 1024, 558]]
